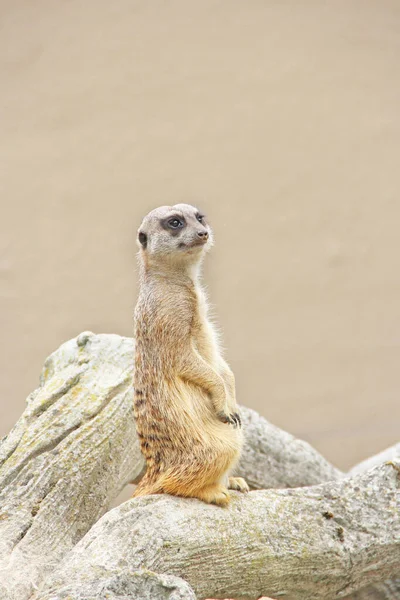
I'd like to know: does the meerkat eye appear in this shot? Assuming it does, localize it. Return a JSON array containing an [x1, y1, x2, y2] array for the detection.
[[168, 218, 183, 229], [196, 214, 205, 223]]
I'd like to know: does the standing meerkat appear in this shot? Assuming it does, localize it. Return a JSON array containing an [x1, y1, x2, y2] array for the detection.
[[133, 204, 248, 506]]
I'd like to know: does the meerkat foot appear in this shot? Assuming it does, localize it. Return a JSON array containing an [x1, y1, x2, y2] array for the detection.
[[195, 484, 231, 507], [228, 477, 249, 493]]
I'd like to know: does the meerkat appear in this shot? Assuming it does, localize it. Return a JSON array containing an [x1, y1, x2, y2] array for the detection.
[[132, 204, 248, 507]]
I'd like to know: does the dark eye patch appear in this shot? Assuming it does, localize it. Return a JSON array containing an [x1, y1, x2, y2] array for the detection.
[[196, 213, 206, 223], [160, 215, 186, 236]]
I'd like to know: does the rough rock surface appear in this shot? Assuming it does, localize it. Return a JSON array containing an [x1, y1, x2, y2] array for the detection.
[[33, 569, 196, 600], [35, 461, 399, 600], [0, 333, 142, 599], [0, 333, 397, 600]]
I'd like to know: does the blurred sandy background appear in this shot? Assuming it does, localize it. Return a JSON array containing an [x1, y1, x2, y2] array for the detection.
[[1, 0, 399, 470]]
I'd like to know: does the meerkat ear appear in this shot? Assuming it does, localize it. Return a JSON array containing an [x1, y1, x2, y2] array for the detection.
[[138, 231, 148, 249]]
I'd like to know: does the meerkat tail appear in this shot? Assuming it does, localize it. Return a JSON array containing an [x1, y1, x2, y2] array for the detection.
[[132, 473, 163, 498]]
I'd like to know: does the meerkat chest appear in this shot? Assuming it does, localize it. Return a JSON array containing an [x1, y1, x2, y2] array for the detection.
[[193, 285, 221, 365]]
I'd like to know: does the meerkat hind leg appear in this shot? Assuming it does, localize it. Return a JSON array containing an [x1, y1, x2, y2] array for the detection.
[[194, 483, 231, 507], [228, 476, 249, 493]]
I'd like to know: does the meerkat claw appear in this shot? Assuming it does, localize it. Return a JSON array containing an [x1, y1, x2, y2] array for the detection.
[[228, 476, 249, 493], [217, 411, 231, 424], [217, 411, 241, 427], [233, 412, 242, 428]]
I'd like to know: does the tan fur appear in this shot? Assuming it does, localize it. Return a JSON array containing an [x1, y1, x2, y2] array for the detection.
[[132, 204, 248, 506]]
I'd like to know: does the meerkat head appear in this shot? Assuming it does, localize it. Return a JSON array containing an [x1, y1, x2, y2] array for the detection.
[[137, 204, 213, 269]]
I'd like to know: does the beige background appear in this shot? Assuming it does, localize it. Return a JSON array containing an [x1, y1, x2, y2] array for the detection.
[[1, 0, 399, 471]]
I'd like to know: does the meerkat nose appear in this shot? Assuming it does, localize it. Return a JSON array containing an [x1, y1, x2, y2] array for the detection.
[[197, 230, 209, 239]]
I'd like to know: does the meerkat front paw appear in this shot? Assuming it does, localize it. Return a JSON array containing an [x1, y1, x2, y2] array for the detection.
[[228, 477, 249, 493], [233, 410, 242, 428], [217, 410, 242, 428]]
